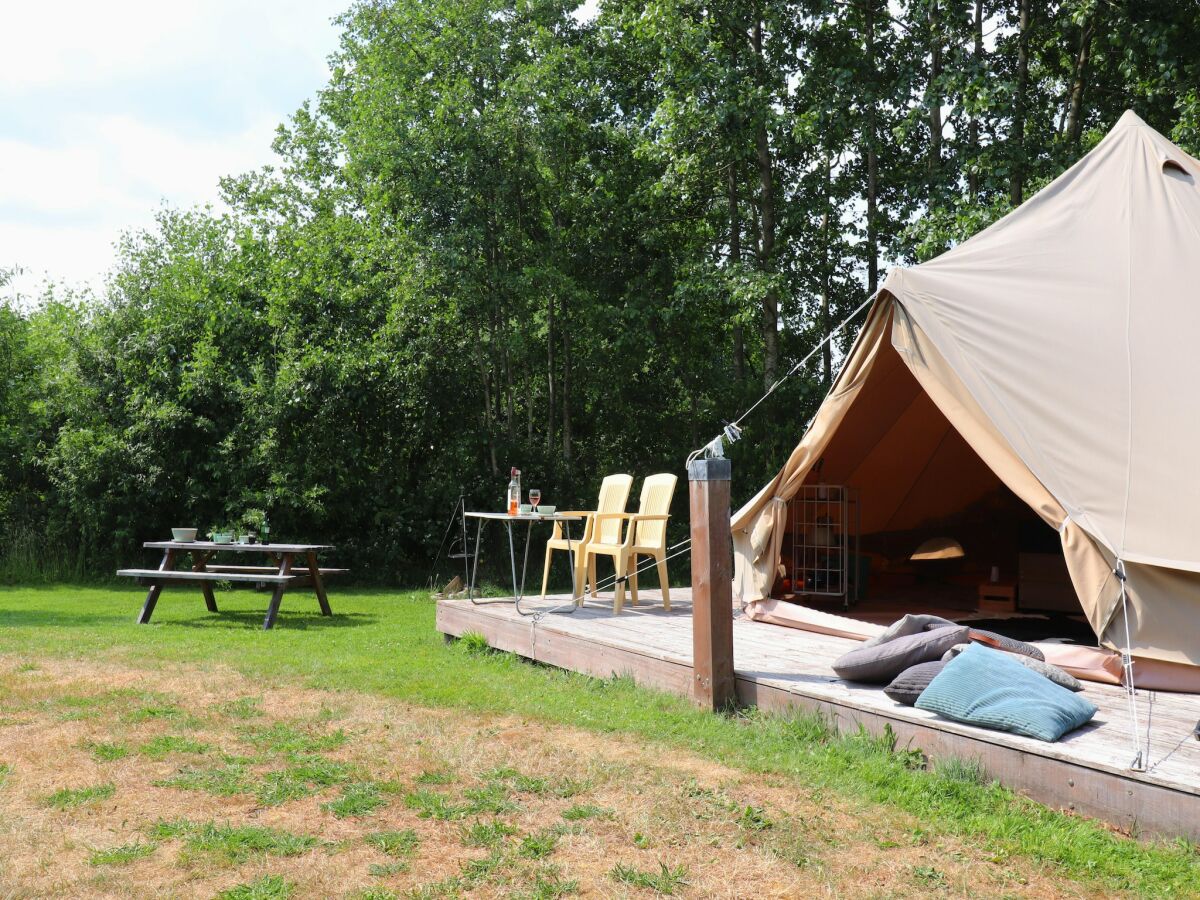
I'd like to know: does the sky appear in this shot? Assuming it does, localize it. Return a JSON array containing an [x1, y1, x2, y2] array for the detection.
[[0, 1, 348, 301]]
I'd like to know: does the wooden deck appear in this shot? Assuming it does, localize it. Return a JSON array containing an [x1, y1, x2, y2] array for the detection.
[[437, 588, 1200, 841]]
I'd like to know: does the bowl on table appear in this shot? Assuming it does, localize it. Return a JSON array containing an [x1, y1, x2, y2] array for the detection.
[[210, 532, 234, 544], [519, 504, 533, 514], [536, 505, 556, 516], [171, 527, 198, 543]]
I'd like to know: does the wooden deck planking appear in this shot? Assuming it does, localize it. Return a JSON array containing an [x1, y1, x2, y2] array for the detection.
[[437, 589, 1200, 840]]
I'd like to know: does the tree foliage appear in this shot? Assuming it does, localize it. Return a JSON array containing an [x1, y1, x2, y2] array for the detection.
[[2, 0, 1198, 581]]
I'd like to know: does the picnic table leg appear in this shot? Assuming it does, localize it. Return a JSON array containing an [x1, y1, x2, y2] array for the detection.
[[306, 551, 332, 617], [263, 553, 294, 630], [192, 550, 219, 612], [137, 548, 177, 624]]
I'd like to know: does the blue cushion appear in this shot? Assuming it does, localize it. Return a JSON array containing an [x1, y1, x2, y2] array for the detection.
[[915, 643, 1098, 742]]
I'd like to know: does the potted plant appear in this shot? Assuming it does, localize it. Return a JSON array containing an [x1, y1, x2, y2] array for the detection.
[[210, 525, 235, 544], [240, 508, 267, 544]]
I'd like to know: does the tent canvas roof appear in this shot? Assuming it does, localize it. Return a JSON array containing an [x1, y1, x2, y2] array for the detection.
[[883, 110, 1200, 572]]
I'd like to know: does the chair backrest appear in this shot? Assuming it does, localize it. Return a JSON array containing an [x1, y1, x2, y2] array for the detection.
[[634, 473, 677, 549], [595, 474, 633, 545]]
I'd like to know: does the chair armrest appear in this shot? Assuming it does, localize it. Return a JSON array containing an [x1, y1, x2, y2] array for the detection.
[[551, 511, 595, 542], [592, 512, 640, 548], [627, 514, 670, 521]]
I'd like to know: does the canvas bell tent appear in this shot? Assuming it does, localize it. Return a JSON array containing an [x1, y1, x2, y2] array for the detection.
[[732, 111, 1200, 692]]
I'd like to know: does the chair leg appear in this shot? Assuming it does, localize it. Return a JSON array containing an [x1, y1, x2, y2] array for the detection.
[[614, 550, 628, 615], [541, 545, 554, 600], [571, 554, 586, 603], [656, 553, 671, 611], [629, 553, 639, 606], [588, 554, 598, 598]]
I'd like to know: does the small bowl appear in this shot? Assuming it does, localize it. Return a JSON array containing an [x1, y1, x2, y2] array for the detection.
[[210, 532, 233, 545], [537, 505, 556, 515], [519, 504, 533, 514], [172, 527, 198, 543]]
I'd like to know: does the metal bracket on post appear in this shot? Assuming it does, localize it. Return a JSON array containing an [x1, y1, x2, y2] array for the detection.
[[688, 457, 735, 711]]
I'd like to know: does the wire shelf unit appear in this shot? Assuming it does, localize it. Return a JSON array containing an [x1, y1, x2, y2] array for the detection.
[[789, 484, 861, 608]]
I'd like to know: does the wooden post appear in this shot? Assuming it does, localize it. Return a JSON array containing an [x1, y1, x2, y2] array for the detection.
[[688, 457, 735, 710]]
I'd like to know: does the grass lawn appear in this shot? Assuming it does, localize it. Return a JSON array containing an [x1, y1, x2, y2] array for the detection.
[[0, 584, 1196, 898]]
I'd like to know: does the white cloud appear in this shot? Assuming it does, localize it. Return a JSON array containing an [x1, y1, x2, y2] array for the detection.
[[573, 0, 600, 23], [0, 0, 346, 300]]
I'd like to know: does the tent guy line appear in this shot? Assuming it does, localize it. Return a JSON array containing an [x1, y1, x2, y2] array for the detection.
[[686, 291, 878, 467]]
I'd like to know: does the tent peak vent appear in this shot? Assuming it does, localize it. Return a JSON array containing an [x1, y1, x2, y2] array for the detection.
[[1162, 157, 1193, 180]]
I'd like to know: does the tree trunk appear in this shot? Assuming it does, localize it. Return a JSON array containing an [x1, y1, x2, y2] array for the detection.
[[476, 336, 499, 477], [727, 163, 745, 382], [526, 362, 534, 444], [561, 316, 573, 466], [968, 0, 983, 194], [1065, 15, 1096, 147], [752, 19, 779, 391], [546, 293, 555, 453], [820, 155, 833, 384], [928, 0, 942, 178], [865, 0, 880, 295], [502, 329, 515, 443], [1011, 0, 1030, 207]]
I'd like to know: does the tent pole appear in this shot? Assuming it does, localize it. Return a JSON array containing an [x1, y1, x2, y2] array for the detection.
[[688, 457, 735, 711]]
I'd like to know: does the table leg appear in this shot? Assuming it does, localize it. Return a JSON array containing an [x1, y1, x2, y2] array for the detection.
[[514, 520, 536, 615], [191, 550, 218, 612], [516, 520, 579, 617], [468, 518, 485, 604], [564, 520, 580, 607], [138, 548, 177, 624], [306, 551, 332, 616], [506, 520, 520, 602], [521, 519, 534, 589], [263, 554, 293, 630]]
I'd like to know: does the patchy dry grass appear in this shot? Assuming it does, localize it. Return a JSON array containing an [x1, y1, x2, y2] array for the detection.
[[43, 782, 115, 810], [610, 860, 691, 894], [0, 656, 1142, 899], [216, 873, 295, 899], [81, 739, 130, 762]]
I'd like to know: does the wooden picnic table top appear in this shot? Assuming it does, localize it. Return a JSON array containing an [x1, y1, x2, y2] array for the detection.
[[143, 541, 333, 553]]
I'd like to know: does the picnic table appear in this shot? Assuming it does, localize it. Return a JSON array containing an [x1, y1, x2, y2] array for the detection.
[[118, 541, 347, 630]]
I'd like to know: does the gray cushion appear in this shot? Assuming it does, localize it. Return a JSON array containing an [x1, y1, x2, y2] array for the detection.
[[942, 643, 1082, 691], [916, 643, 1097, 742], [834, 625, 970, 683], [862, 613, 958, 649], [883, 661, 946, 706], [967, 628, 1045, 661], [942, 643, 969, 662], [1015, 655, 1084, 691]]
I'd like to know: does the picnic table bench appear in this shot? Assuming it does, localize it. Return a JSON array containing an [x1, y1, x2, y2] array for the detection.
[[118, 541, 347, 630]]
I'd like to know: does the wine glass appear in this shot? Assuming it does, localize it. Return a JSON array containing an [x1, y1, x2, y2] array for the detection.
[[529, 488, 542, 514]]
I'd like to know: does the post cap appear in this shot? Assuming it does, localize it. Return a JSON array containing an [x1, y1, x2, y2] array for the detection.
[[687, 458, 731, 482]]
